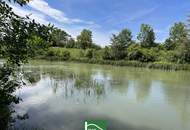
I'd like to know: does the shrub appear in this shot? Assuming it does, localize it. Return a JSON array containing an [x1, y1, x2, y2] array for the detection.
[[127, 44, 156, 62], [46, 49, 56, 57], [79, 50, 85, 57], [102, 46, 112, 60], [62, 51, 70, 60], [85, 49, 94, 59], [140, 51, 156, 62], [128, 49, 143, 61]]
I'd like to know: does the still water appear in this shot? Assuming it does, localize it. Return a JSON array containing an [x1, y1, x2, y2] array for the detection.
[[14, 61, 190, 130]]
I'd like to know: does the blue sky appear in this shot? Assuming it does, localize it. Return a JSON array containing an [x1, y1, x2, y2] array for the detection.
[[9, 0, 190, 46]]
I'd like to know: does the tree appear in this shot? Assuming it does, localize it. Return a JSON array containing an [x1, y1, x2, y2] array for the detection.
[[164, 38, 176, 50], [137, 24, 155, 48], [177, 38, 190, 63], [8, 0, 30, 6], [166, 22, 189, 63], [76, 29, 93, 49], [65, 37, 76, 48], [51, 27, 70, 47], [169, 22, 188, 47], [110, 28, 132, 60], [85, 49, 94, 59], [0, 1, 52, 128], [0, 0, 53, 65], [102, 46, 112, 60]]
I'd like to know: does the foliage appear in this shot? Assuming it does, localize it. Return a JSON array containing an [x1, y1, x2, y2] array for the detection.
[[0, 1, 52, 129], [164, 38, 176, 50], [33, 21, 190, 66], [46, 47, 83, 59], [65, 38, 76, 48], [127, 44, 156, 62], [110, 28, 132, 60], [50, 27, 70, 47], [0, 65, 21, 106], [62, 50, 71, 60], [76, 29, 93, 49], [0, 1, 53, 65], [169, 22, 188, 45], [102, 46, 112, 60], [26, 35, 49, 57], [137, 24, 155, 48], [85, 49, 95, 59], [177, 38, 190, 63]]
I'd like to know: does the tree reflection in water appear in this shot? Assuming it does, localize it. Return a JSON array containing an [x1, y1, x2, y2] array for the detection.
[[11, 62, 190, 130]]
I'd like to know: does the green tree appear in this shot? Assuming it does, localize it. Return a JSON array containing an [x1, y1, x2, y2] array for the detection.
[[164, 38, 176, 50], [102, 46, 112, 60], [169, 22, 188, 47], [51, 27, 70, 47], [177, 38, 190, 63], [167, 22, 189, 63], [65, 37, 76, 48], [0, 1, 52, 128], [76, 29, 93, 49], [137, 24, 155, 48], [110, 28, 132, 60], [85, 49, 94, 59], [62, 51, 71, 60]]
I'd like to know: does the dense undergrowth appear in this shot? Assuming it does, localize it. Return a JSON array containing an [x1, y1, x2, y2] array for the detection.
[[35, 47, 190, 71]]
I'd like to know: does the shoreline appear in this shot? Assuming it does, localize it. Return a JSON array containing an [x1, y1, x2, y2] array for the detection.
[[35, 57, 190, 71]]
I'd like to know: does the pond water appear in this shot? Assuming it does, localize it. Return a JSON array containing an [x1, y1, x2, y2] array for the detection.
[[14, 61, 190, 130]]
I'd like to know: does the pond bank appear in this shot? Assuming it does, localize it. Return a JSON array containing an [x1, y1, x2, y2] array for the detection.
[[36, 57, 190, 71]]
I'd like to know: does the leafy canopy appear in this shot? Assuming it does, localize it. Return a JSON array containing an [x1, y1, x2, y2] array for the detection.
[[137, 24, 155, 48], [110, 28, 132, 60], [77, 29, 93, 49]]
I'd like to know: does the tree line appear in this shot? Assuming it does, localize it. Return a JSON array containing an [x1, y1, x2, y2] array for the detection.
[[49, 22, 190, 64]]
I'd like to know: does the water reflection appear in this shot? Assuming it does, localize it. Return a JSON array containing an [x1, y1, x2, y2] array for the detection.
[[15, 61, 190, 130]]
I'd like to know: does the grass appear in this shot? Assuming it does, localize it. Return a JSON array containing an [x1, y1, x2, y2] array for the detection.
[[35, 47, 190, 71]]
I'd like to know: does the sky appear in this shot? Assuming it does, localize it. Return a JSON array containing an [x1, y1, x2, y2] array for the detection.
[[9, 0, 190, 46]]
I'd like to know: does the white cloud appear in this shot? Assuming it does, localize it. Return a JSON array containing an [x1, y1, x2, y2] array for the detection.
[[28, 0, 94, 25], [9, 1, 108, 46], [10, 4, 49, 25]]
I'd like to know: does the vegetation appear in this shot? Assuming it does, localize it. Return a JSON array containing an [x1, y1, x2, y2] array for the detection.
[[76, 29, 93, 49], [1, 1, 190, 71], [1, 0, 190, 129], [0, 0, 52, 129], [33, 21, 190, 70], [137, 24, 155, 48], [110, 28, 132, 60]]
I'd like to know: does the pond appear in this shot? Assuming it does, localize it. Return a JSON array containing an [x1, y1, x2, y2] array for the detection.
[[14, 61, 190, 130]]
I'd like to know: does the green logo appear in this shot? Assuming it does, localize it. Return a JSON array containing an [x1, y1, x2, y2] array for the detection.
[[85, 120, 106, 130]]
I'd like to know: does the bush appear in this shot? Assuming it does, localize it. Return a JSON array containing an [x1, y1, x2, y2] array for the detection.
[[127, 49, 143, 61], [102, 46, 112, 60], [127, 44, 156, 62], [85, 49, 94, 59], [46, 49, 56, 57], [62, 51, 70, 60]]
